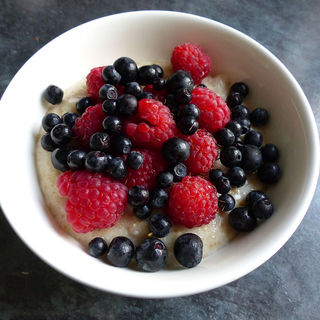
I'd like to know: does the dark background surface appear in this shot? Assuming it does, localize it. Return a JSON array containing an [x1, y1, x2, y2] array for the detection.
[[1, 1, 319, 319]]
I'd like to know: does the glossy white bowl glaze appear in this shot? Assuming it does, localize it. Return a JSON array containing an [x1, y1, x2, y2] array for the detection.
[[0, 11, 318, 298]]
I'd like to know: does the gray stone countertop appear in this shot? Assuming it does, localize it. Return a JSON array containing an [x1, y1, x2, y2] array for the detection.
[[0, 1, 319, 319]]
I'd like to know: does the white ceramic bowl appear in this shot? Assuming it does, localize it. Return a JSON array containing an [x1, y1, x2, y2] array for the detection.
[[0, 11, 319, 298]]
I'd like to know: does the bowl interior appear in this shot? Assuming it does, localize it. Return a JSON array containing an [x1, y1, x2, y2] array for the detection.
[[0, 11, 318, 298]]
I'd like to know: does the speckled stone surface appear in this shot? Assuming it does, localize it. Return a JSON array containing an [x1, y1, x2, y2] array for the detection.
[[0, 0, 319, 319]]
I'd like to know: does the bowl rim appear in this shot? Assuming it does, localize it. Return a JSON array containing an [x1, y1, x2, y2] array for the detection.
[[0, 10, 319, 298]]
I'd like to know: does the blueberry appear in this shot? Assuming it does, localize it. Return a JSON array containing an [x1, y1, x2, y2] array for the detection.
[[250, 108, 269, 126], [180, 104, 200, 119], [175, 88, 192, 105], [125, 82, 142, 98], [67, 149, 87, 170], [102, 116, 122, 135], [178, 116, 199, 135], [134, 205, 152, 220], [117, 94, 138, 117], [138, 65, 158, 85], [42, 113, 61, 132], [150, 188, 169, 208], [135, 237, 168, 272], [127, 151, 144, 170], [244, 130, 263, 147], [218, 194, 235, 211], [228, 207, 257, 232], [44, 85, 63, 104], [152, 64, 164, 78], [157, 171, 174, 188], [171, 163, 187, 182], [106, 237, 134, 267], [102, 99, 117, 115], [99, 84, 118, 101], [226, 166, 246, 187], [250, 198, 274, 219], [102, 65, 121, 85], [76, 97, 94, 114], [153, 77, 166, 91], [85, 151, 112, 172], [235, 118, 251, 134], [51, 147, 70, 172], [261, 144, 279, 162], [88, 237, 108, 258], [209, 168, 224, 183], [165, 94, 178, 112], [214, 128, 235, 147], [128, 186, 149, 207], [213, 176, 231, 194], [233, 136, 244, 148], [220, 146, 242, 168], [162, 137, 190, 163], [62, 112, 78, 128], [230, 82, 249, 98], [240, 144, 262, 172], [138, 92, 153, 100], [166, 70, 194, 94], [109, 157, 127, 180], [246, 190, 268, 208], [149, 214, 172, 238], [174, 233, 203, 268], [113, 57, 138, 84], [112, 136, 132, 155], [41, 133, 58, 151], [225, 120, 242, 137], [258, 162, 281, 184], [50, 123, 72, 145], [89, 132, 110, 152], [226, 92, 242, 108], [231, 105, 250, 119]]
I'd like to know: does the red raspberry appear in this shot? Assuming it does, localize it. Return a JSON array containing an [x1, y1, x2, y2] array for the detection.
[[57, 171, 73, 196], [57, 170, 128, 233], [181, 129, 218, 175], [167, 176, 218, 228], [124, 99, 177, 149], [124, 149, 167, 189], [191, 86, 230, 133], [72, 104, 105, 146], [171, 43, 211, 85], [86, 66, 105, 100], [143, 85, 167, 103]]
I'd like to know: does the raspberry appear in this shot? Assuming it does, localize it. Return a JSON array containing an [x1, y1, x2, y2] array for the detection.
[[167, 176, 218, 228], [124, 149, 167, 190], [57, 170, 128, 233], [86, 66, 105, 100], [72, 104, 105, 146], [182, 129, 218, 175], [143, 85, 167, 103], [171, 43, 211, 85], [124, 99, 177, 149], [191, 86, 230, 133]]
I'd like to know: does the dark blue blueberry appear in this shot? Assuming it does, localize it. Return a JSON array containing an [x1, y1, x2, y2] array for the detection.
[[127, 151, 144, 170], [178, 116, 198, 135], [230, 82, 249, 98], [174, 233, 203, 268], [226, 166, 247, 187], [157, 171, 174, 188], [102, 116, 122, 135], [88, 237, 108, 258], [42, 113, 61, 132], [106, 236, 134, 267], [138, 65, 158, 85], [153, 77, 166, 91], [152, 64, 164, 78], [250, 108, 269, 126], [117, 94, 138, 117], [138, 91, 153, 100], [128, 186, 149, 207], [240, 144, 262, 172], [150, 188, 169, 208], [175, 88, 192, 105], [44, 85, 63, 104], [102, 65, 121, 85], [235, 117, 251, 134], [233, 136, 244, 148], [62, 112, 78, 128], [67, 149, 87, 170], [218, 194, 235, 211], [214, 128, 235, 147], [225, 120, 242, 137], [76, 97, 94, 114], [212, 176, 231, 194], [231, 104, 250, 119], [228, 207, 257, 232], [113, 57, 138, 84], [226, 92, 243, 108], [125, 82, 142, 98], [50, 123, 72, 145], [166, 70, 194, 94], [246, 190, 268, 208], [165, 94, 178, 112], [41, 133, 58, 151], [51, 147, 71, 172], [209, 168, 224, 183], [258, 162, 281, 184], [162, 137, 190, 163], [99, 84, 118, 101], [261, 144, 279, 162], [89, 132, 110, 152], [109, 157, 127, 180], [102, 99, 117, 115], [220, 146, 242, 168], [85, 151, 111, 172], [180, 104, 200, 119], [244, 130, 263, 147], [149, 214, 172, 238], [133, 204, 152, 220], [250, 198, 274, 219], [112, 135, 132, 155], [135, 237, 168, 272], [171, 163, 187, 182]]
